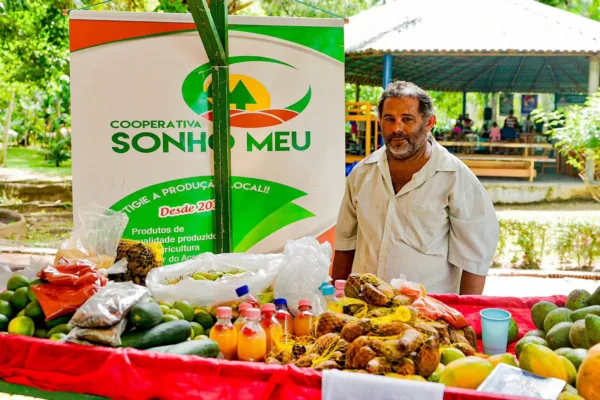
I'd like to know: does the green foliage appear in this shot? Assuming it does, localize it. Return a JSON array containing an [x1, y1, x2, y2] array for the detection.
[[555, 220, 600, 270], [532, 91, 600, 201], [257, 0, 380, 18], [537, 0, 600, 21], [345, 83, 382, 105], [44, 138, 71, 167], [496, 217, 600, 270]]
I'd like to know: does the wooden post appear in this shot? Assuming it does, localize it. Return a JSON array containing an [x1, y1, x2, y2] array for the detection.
[[188, 0, 232, 253], [355, 84, 360, 102], [1, 89, 16, 167]]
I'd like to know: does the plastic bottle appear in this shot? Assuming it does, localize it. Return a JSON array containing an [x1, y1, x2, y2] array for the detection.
[[322, 285, 343, 313], [260, 303, 283, 354], [238, 308, 267, 362], [274, 298, 294, 338], [235, 285, 260, 308], [334, 280, 346, 298], [234, 302, 252, 331], [293, 300, 314, 337], [209, 306, 238, 361]]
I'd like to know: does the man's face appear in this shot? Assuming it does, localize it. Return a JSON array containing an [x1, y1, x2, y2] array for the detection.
[[379, 97, 435, 160]]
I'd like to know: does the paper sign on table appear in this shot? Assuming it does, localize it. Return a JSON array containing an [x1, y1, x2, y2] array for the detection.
[[477, 364, 566, 399], [322, 370, 444, 400]]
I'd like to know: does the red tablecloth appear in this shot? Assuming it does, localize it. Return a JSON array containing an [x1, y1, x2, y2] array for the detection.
[[0, 295, 567, 400]]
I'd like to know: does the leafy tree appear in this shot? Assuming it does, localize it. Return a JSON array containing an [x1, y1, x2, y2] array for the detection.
[[537, 0, 600, 21], [532, 91, 600, 202]]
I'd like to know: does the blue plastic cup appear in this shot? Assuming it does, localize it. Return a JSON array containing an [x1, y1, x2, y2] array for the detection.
[[480, 308, 512, 355]]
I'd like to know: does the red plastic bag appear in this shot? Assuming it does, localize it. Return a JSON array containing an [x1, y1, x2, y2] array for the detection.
[[411, 296, 469, 329], [33, 260, 107, 321]]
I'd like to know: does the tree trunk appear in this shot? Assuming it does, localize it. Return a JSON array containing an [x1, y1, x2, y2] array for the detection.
[[1, 89, 16, 167]]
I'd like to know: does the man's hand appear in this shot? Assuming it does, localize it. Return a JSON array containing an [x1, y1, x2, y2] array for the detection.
[[331, 250, 355, 281], [459, 270, 486, 295]]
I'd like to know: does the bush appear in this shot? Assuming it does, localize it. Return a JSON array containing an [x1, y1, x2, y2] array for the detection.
[[495, 218, 600, 270], [45, 138, 71, 167]]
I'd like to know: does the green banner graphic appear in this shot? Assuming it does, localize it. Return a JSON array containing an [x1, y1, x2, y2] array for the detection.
[[110, 176, 314, 264]]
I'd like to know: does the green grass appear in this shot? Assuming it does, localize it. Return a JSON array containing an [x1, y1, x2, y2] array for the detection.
[[4, 146, 72, 177]]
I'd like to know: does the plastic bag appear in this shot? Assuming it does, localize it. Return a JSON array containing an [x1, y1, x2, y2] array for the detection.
[[54, 203, 128, 269], [0, 257, 46, 291], [112, 239, 164, 285], [273, 237, 332, 316], [70, 282, 150, 328], [146, 250, 286, 307], [33, 260, 108, 321], [67, 318, 128, 347], [391, 275, 467, 328]]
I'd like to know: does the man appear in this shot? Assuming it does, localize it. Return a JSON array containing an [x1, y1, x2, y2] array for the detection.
[[503, 110, 519, 131], [332, 81, 499, 295]]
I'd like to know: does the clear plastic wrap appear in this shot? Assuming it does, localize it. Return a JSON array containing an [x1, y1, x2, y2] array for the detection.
[[273, 237, 332, 316], [67, 318, 128, 347], [70, 282, 150, 328], [54, 203, 128, 269], [146, 251, 285, 307]]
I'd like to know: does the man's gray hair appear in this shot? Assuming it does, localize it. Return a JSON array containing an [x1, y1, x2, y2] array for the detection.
[[378, 81, 434, 119]]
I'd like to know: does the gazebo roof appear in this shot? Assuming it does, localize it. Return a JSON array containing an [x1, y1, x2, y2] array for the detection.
[[345, 0, 600, 93]]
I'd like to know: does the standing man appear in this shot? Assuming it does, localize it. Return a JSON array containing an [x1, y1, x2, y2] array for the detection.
[[332, 81, 499, 295]]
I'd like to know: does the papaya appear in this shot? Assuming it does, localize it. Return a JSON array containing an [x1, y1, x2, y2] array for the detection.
[[577, 343, 600, 400], [519, 343, 568, 381], [488, 353, 518, 368], [438, 356, 494, 389], [557, 392, 585, 400], [558, 355, 577, 386]]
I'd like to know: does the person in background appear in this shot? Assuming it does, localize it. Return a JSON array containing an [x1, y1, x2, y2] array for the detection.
[[481, 123, 490, 139], [522, 114, 534, 133], [503, 110, 519, 131], [452, 122, 463, 139], [332, 81, 499, 295], [489, 122, 501, 142]]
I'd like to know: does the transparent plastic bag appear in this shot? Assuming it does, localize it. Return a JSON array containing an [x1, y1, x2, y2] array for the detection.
[[54, 203, 128, 269], [70, 282, 150, 328], [67, 318, 128, 347], [146, 251, 286, 307], [0, 257, 46, 291], [273, 237, 332, 316]]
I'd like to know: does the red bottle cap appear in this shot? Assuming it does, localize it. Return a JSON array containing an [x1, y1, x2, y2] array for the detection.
[[298, 300, 312, 308], [261, 303, 276, 312], [238, 303, 252, 312], [217, 306, 232, 319], [334, 280, 346, 289], [245, 308, 261, 320]]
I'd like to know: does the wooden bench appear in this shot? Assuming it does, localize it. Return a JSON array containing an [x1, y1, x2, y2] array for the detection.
[[456, 155, 556, 182]]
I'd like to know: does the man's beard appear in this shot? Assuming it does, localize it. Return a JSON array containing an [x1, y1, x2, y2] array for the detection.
[[385, 123, 429, 160]]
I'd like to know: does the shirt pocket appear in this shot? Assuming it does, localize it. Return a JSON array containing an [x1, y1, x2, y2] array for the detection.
[[402, 205, 448, 255]]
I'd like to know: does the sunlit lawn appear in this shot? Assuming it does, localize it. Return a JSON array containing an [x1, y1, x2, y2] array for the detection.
[[4, 146, 72, 177]]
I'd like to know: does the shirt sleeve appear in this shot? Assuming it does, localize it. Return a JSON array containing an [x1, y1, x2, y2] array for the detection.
[[334, 171, 358, 251], [447, 169, 499, 276]]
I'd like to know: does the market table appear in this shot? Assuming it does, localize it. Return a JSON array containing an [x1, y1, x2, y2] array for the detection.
[[0, 294, 567, 400]]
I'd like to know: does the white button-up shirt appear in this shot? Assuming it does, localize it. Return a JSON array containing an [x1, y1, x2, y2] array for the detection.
[[335, 136, 499, 294]]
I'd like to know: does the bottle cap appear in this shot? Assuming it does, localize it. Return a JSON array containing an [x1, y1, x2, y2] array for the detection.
[[238, 302, 252, 312], [322, 285, 335, 296], [235, 285, 249, 297], [334, 280, 346, 289], [274, 298, 288, 306], [298, 300, 312, 308], [245, 308, 261, 320], [216, 306, 232, 319], [318, 281, 329, 290], [261, 303, 276, 312]]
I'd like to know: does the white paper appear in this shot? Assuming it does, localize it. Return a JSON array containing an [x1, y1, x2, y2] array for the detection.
[[322, 370, 444, 400]]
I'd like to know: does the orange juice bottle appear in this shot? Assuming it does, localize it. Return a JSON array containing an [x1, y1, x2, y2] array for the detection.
[[260, 303, 283, 354], [209, 306, 238, 361], [234, 302, 251, 331], [238, 308, 267, 362], [293, 300, 314, 337], [274, 298, 294, 339]]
